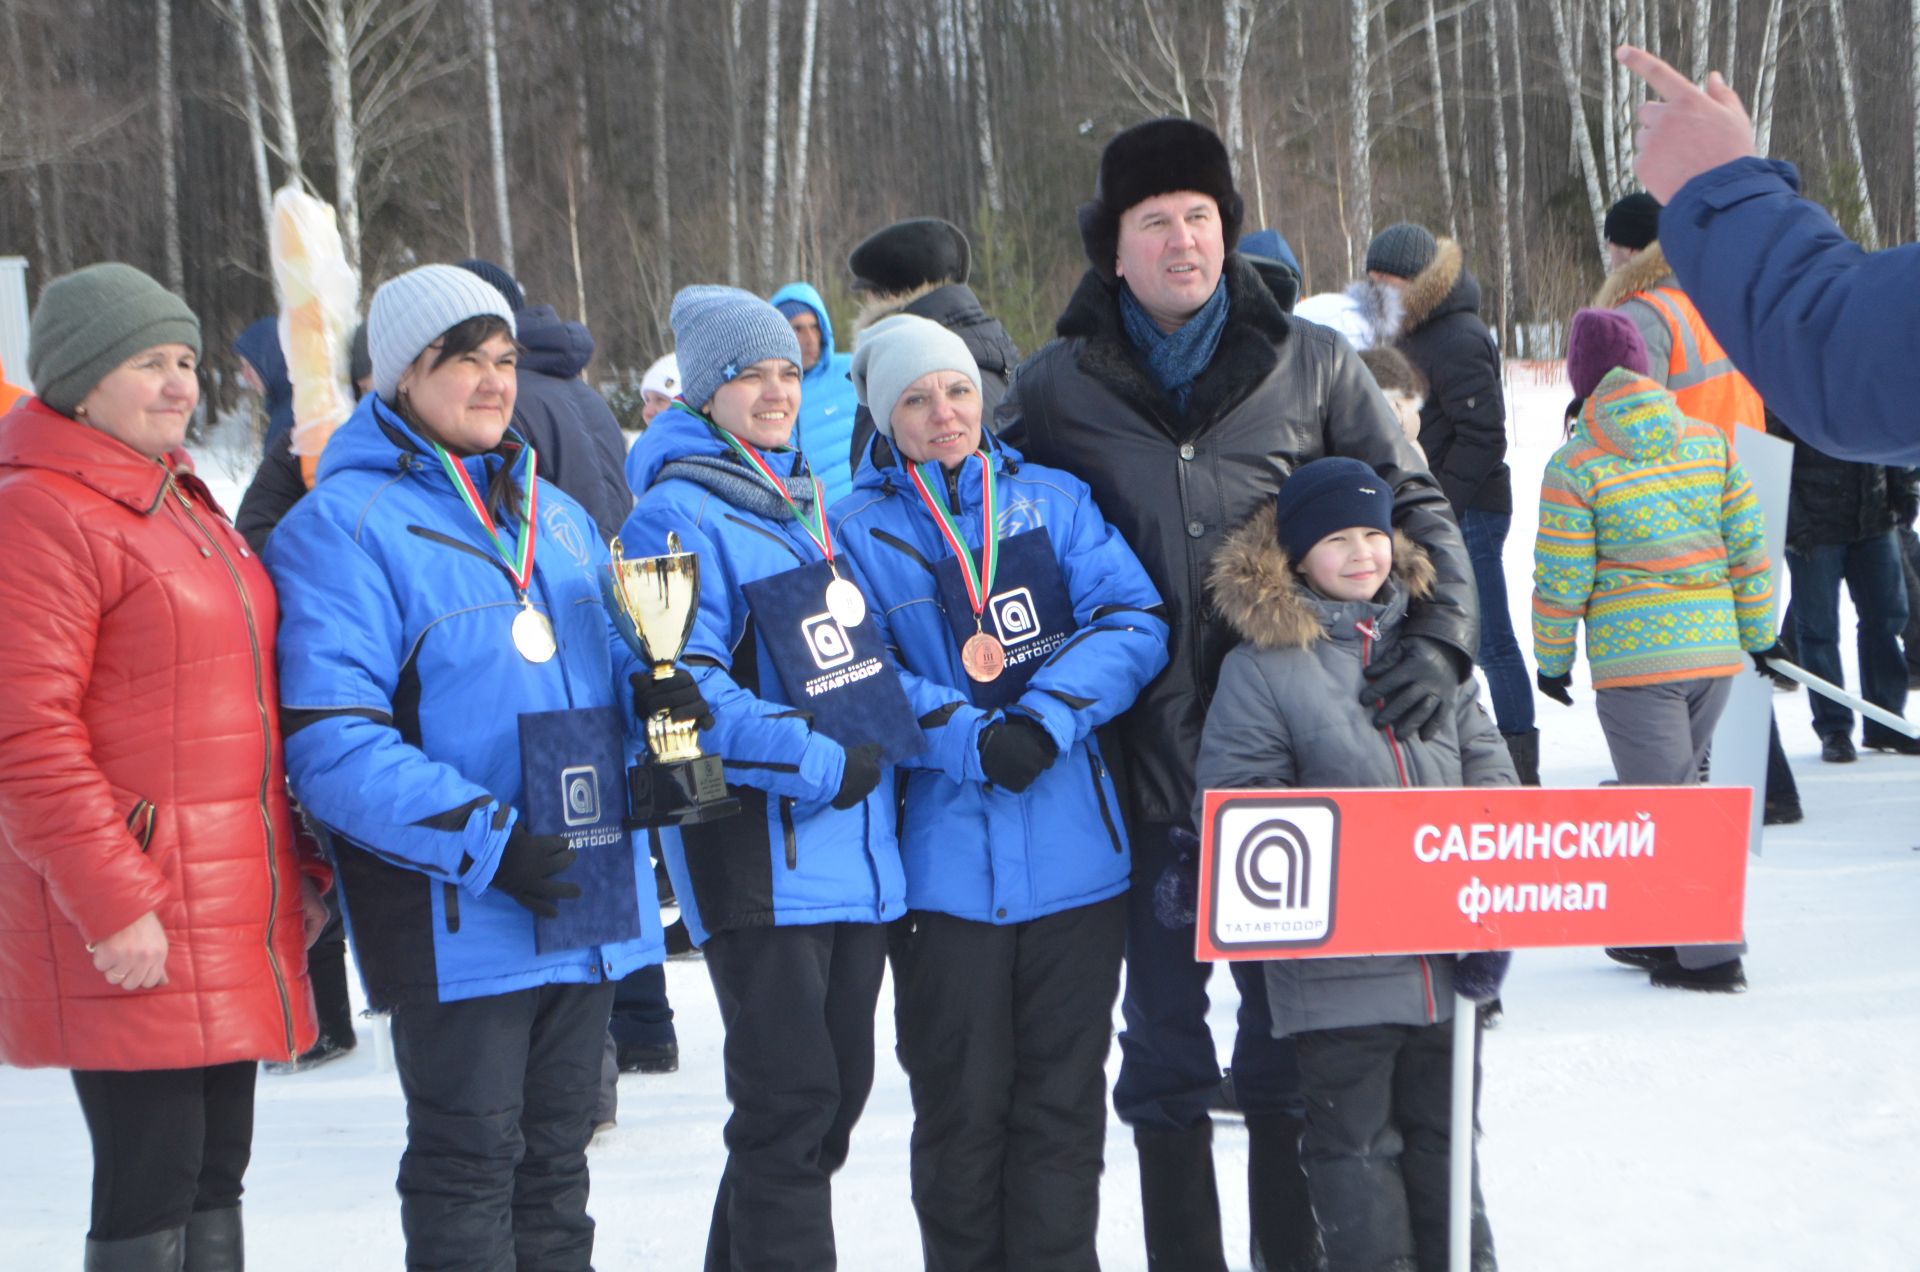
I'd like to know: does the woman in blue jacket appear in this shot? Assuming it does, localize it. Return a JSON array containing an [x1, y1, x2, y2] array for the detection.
[[836, 314, 1170, 1270], [623, 285, 908, 1272], [265, 265, 676, 1271]]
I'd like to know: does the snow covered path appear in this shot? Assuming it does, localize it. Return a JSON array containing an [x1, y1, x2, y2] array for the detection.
[[5, 380, 1918, 1269]]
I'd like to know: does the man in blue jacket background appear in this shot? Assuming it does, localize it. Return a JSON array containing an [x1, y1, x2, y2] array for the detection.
[[770, 281, 860, 508]]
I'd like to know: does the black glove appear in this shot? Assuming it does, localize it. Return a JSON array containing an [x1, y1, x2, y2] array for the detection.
[[1536, 670, 1574, 706], [1361, 635, 1466, 741], [1887, 468, 1919, 526], [1153, 827, 1202, 930], [831, 742, 884, 810], [490, 823, 581, 919], [631, 669, 714, 730], [977, 716, 1060, 793], [1750, 642, 1789, 680], [1454, 951, 1513, 1003]]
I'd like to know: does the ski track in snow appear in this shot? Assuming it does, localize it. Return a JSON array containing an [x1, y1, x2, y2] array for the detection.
[[5, 379, 1917, 1269]]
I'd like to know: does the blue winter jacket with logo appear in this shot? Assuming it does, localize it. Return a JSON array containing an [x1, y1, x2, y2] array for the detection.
[[833, 433, 1170, 924], [622, 407, 907, 946], [264, 394, 665, 1008], [769, 282, 860, 508]]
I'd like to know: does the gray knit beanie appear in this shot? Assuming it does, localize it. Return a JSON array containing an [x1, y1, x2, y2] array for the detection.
[[368, 264, 517, 403], [669, 285, 802, 412], [1365, 222, 1439, 280], [28, 263, 202, 415], [849, 314, 982, 439]]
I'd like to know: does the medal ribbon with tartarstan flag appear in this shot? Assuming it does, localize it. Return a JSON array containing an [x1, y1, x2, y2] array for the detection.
[[907, 452, 1006, 683], [707, 420, 867, 628], [429, 439, 555, 662]]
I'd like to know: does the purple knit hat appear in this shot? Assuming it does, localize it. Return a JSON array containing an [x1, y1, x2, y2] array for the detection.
[[1567, 308, 1651, 400]]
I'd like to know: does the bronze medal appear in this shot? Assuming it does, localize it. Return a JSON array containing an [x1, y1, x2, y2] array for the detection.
[[824, 575, 868, 628], [961, 630, 1005, 683], [512, 605, 557, 664]]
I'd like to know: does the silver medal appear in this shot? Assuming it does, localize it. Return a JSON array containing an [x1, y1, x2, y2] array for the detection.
[[512, 605, 557, 663], [824, 575, 867, 628]]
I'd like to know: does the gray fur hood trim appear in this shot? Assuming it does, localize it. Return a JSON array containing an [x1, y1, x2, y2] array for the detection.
[[1206, 503, 1435, 650]]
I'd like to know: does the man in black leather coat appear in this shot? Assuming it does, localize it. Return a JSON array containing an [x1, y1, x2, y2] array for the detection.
[[1000, 117, 1478, 1272]]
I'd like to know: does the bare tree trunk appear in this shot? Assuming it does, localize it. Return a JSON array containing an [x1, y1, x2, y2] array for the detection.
[[1345, 0, 1373, 274], [1826, 0, 1879, 248], [1221, 0, 1255, 189], [1421, 0, 1457, 234], [1450, 3, 1475, 244], [157, 0, 184, 294], [565, 155, 586, 325], [258, 0, 302, 184], [1486, 0, 1513, 350], [1690, 0, 1714, 78], [1599, 0, 1623, 198], [475, 0, 514, 272], [1549, 0, 1610, 262], [784, 0, 821, 277], [756, 0, 783, 287], [1722, 0, 1739, 86], [725, 0, 744, 287], [1751, 0, 1785, 156], [1506, 0, 1528, 306], [6, 0, 52, 276], [319, 0, 359, 272], [1913, 0, 1920, 235], [965, 0, 1004, 216], [652, 0, 671, 293], [218, 0, 276, 245]]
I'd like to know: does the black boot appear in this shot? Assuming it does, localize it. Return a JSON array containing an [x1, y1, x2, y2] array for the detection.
[[1247, 1112, 1321, 1272], [85, 1228, 185, 1272], [1136, 1122, 1229, 1271], [1501, 729, 1540, 787], [184, 1207, 242, 1272]]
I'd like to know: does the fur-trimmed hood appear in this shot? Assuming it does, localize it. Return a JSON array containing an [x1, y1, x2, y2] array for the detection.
[[1593, 241, 1675, 310], [1394, 238, 1477, 335], [1206, 503, 1435, 650], [854, 279, 949, 334]]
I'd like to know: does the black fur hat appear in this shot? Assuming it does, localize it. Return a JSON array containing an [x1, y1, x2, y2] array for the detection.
[[848, 218, 972, 294], [1078, 117, 1244, 277]]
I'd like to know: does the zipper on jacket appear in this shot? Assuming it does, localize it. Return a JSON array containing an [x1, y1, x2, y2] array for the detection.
[[443, 882, 462, 934], [779, 795, 798, 869], [126, 800, 157, 851], [1359, 617, 1436, 1021], [1087, 750, 1123, 853], [169, 476, 297, 1058]]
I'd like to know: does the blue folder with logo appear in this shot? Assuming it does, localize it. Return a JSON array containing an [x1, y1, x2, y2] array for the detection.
[[741, 559, 924, 765], [932, 527, 1077, 710], [518, 705, 644, 954]]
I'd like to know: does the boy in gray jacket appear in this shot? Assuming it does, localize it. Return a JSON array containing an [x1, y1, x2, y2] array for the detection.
[[1195, 457, 1514, 1272]]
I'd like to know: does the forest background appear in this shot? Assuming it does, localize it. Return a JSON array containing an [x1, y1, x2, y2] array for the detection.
[[0, 0, 1904, 427]]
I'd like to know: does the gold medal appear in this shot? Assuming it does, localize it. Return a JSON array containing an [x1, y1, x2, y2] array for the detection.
[[961, 630, 1005, 683], [512, 604, 557, 663], [825, 575, 868, 628]]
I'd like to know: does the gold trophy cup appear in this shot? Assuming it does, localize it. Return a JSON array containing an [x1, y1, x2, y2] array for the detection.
[[605, 532, 739, 826]]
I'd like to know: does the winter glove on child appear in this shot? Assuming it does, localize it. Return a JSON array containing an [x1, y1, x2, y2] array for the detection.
[[631, 668, 715, 730], [977, 716, 1060, 793], [491, 823, 581, 918], [1454, 950, 1513, 1003], [1536, 670, 1574, 706], [1153, 827, 1202, 930], [1362, 634, 1467, 741], [831, 742, 885, 810]]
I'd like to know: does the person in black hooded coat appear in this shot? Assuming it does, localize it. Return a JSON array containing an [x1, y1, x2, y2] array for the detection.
[[507, 304, 633, 540]]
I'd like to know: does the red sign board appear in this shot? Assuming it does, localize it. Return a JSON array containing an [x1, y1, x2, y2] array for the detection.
[[1195, 786, 1751, 962]]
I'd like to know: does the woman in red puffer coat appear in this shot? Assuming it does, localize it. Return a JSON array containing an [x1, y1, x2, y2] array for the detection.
[[0, 263, 325, 1272]]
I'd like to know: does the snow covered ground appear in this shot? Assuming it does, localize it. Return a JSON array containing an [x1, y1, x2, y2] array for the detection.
[[5, 378, 1919, 1269]]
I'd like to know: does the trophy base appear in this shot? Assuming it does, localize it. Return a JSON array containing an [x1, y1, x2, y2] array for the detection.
[[628, 755, 740, 828]]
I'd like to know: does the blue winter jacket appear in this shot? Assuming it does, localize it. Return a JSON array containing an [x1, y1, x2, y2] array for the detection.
[[769, 282, 860, 508], [264, 394, 665, 1008], [833, 433, 1170, 924], [233, 316, 294, 447], [1661, 156, 1920, 464], [622, 407, 907, 946]]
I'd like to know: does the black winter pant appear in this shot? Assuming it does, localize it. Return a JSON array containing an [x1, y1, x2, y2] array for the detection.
[[893, 898, 1127, 1272], [1293, 1022, 1495, 1272], [310, 892, 358, 1046], [71, 1061, 256, 1241], [388, 980, 615, 1272], [702, 921, 889, 1272]]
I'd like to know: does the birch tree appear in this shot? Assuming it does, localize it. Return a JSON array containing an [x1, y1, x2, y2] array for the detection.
[[1750, 0, 1786, 157], [476, 0, 514, 272], [157, 0, 184, 294], [757, 0, 784, 287], [1485, 0, 1513, 347], [1220, 0, 1256, 193], [652, 0, 671, 289], [317, 0, 360, 271], [1824, 0, 1879, 247], [1549, 0, 1611, 262], [212, 0, 277, 243], [965, 0, 1003, 216], [259, 0, 303, 186], [1690, 0, 1715, 79], [783, 0, 822, 278], [1347, 0, 1372, 273], [725, 0, 744, 286], [1421, 0, 1456, 233]]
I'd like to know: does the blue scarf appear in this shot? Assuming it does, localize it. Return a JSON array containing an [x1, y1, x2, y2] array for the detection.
[[1119, 278, 1231, 411]]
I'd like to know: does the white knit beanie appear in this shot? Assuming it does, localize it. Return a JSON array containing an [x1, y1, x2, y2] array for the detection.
[[368, 264, 518, 403], [848, 314, 981, 438]]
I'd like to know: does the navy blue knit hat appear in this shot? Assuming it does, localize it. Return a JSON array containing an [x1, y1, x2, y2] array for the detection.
[[1273, 457, 1395, 563], [457, 258, 525, 312]]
